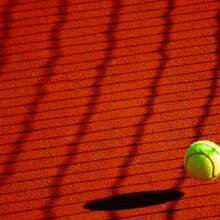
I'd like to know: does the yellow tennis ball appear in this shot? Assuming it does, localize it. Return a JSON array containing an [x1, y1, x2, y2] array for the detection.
[[184, 140, 220, 181]]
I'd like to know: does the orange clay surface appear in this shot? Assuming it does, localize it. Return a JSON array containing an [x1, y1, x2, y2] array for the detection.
[[0, 0, 220, 219]]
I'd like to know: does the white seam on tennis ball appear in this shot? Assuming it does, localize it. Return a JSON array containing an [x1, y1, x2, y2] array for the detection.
[[203, 144, 220, 156], [185, 152, 215, 178]]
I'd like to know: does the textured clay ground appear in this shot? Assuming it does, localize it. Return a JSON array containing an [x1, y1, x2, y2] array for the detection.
[[0, 0, 220, 219]]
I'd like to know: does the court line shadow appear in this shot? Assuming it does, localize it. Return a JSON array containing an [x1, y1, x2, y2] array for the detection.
[[84, 190, 184, 211], [165, 4, 220, 220], [42, 1, 122, 219], [0, 0, 68, 192], [0, 0, 16, 192], [108, 1, 175, 219]]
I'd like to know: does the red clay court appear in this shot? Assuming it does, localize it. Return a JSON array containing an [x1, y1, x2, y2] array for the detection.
[[0, 0, 220, 219]]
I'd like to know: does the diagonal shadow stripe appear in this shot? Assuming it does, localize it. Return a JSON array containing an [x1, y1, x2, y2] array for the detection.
[[0, 0, 68, 192], [165, 5, 220, 220], [0, 0, 15, 77], [41, 1, 122, 219], [107, 1, 176, 220]]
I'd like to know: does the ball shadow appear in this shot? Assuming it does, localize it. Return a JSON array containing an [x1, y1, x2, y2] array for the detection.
[[84, 189, 184, 211]]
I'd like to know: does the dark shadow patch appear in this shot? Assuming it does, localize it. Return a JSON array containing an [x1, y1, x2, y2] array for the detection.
[[84, 190, 184, 211]]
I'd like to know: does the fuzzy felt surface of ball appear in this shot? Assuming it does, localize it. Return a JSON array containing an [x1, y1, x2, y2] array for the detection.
[[184, 140, 220, 181]]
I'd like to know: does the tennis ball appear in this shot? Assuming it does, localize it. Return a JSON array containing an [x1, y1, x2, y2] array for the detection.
[[184, 140, 220, 181]]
